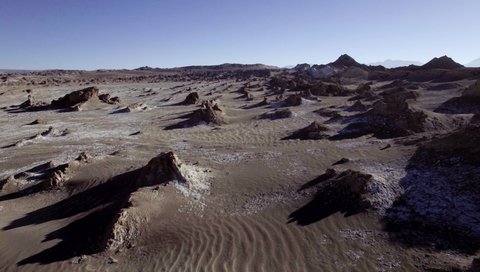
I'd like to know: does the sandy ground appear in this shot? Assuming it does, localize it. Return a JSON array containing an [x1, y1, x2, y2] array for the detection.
[[0, 75, 478, 271]]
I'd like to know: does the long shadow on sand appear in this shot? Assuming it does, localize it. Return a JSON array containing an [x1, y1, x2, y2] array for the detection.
[[2, 168, 142, 265], [287, 170, 362, 226]]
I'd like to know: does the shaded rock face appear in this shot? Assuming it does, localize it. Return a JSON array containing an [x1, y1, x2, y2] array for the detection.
[[435, 80, 480, 114], [471, 114, 480, 125], [355, 82, 372, 93], [289, 169, 379, 225], [347, 100, 368, 112], [51, 86, 99, 109], [181, 92, 199, 105], [136, 152, 186, 186], [283, 121, 328, 140], [284, 94, 302, 106]]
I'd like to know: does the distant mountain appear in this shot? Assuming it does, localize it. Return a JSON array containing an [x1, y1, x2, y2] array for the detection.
[[0, 69, 35, 74], [421, 55, 464, 70], [466, 58, 480, 67], [329, 54, 362, 67], [369, 59, 423, 68]]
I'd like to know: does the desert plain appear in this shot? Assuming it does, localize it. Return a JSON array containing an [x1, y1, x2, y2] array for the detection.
[[1, 55, 480, 271]]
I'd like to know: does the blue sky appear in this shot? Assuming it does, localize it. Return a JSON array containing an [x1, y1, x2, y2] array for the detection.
[[1, 0, 479, 69]]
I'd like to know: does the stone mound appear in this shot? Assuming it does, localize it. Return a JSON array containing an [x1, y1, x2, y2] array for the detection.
[[283, 121, 328, 140], [136, 152, 187, 186], [181, 92, 199, 105], [190, 100, 225, 125], [165, 100, 225, 129]]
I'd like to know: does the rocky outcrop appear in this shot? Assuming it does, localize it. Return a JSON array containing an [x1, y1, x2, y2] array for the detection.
[[99, 93, 121, 105], [51, 86, 99, 109], [165, 100, 226, 129], [333, 88, 427, 139], [181, 92, 199, 105], [283, 121, 328, 140], [136, 152, 187, 186]]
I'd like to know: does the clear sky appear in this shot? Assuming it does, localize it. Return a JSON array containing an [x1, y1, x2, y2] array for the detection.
[[1, 0, 479, 69]]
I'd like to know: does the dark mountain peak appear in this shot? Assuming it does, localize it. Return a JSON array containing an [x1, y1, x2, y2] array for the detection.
[[422, 55, 464, 70], [331, 54, 361, 67]]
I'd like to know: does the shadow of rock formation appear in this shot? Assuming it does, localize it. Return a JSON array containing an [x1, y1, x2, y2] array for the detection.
[[288, 169, 374, 226], [383, 125, 480, 254]]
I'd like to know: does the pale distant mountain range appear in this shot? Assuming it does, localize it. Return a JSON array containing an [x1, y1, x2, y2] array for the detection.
[[466, 58, 480, 67], [369, 59, 423, 68]]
